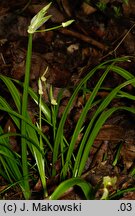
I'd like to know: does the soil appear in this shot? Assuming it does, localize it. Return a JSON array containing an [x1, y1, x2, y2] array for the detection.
[[0, 0, 135, 200]]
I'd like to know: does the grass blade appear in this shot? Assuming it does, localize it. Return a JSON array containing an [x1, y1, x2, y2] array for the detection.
[[0, 126, 26, 193], [52, 57, 128, 176], [0, 75, 21, 112], [74, 76, 135, 177], [78, 105, 135, 176], [21, 33, 33, 199], [49, 177, 93, 200], [62, 63, 114, 179]]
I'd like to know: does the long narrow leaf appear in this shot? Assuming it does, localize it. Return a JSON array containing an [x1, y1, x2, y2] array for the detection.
[[78, 106, 135, 176], [0, 75, 21, 112], [62, 63, 114, 179], [74, 76, 135, 176], [52, 57, 129, 176], [49, 177, 93, 200], [0, 126, 25, 191], [12, 78, 51, 124]]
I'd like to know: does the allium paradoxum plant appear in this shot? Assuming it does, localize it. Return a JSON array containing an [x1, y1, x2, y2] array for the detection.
[[21, 2, 74, 199]]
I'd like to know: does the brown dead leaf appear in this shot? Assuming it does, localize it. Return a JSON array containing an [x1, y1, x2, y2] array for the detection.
[[81, 2, 97, 15]]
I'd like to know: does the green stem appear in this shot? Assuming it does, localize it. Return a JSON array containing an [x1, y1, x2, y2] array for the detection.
[[36, 25, 62, 33], [39, 94, 42, 142], [21, 33, 32, 199]]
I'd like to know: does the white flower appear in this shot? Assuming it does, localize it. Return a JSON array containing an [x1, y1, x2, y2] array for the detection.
[[62, 20, 75, 28], [38, 78, 43, 95], [28, 3, 52, 34], [51, 98, 57, 106]]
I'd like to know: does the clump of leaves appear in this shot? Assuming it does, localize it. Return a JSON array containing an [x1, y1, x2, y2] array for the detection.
[[0, 2, 74, 199]]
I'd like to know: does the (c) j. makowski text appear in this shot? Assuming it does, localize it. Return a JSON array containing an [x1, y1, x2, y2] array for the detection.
[[19, 202, 82, 212]]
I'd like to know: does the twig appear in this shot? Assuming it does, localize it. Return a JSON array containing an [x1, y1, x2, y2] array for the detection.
[[100, 23, 135, 61], [59, 28, 108, 50]]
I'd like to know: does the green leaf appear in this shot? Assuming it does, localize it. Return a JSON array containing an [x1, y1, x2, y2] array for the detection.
[[78, 105, 135, 176], [49, 177, 94, 200], [62, 63, 114, 179]]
